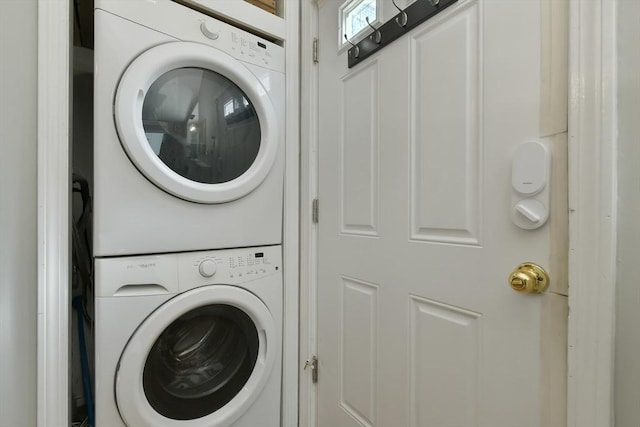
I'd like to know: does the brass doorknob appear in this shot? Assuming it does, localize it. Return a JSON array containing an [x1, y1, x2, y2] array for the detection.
[[508, 262, 549, 294]]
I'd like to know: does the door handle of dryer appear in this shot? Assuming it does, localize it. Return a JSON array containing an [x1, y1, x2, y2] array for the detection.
[[113, 283, 169, 296], [259, 329, 267, 363]]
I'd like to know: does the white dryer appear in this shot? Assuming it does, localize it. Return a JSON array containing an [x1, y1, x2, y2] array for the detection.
[[93, 0, 285, 256], [94, 245, 282, 427]]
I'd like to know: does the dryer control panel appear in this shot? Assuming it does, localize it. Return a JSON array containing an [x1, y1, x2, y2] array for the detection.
[[226, 30, 280, 71], [96, 0, 285, 73]]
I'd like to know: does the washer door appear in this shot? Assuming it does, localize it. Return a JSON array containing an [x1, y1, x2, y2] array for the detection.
[[116, 286, 277, 427], [115, 42, 279, 204]]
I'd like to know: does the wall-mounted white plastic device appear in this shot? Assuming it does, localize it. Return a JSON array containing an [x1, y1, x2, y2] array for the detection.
[[511, 141, 551, 229]]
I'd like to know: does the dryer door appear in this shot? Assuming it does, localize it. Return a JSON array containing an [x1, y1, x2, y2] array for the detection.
[[115, 41, 279, 204], [115, 285, 277, 427]]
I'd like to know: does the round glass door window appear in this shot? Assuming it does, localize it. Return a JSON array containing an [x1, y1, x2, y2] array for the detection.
[[142, 304, 259, 420], [142, 68, 261, 185], [115, 42, 279, 204]]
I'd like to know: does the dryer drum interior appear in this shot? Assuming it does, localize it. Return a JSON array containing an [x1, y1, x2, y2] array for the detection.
[[142, 304, 259, 420], [141, 67, 261, 186]]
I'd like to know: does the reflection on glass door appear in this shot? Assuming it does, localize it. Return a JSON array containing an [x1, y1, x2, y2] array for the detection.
[[142, 304, 259, 420], [142, 68, 262, 185]]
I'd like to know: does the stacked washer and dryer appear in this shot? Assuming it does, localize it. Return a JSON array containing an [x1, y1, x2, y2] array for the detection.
[[92, 1, 285, 426]]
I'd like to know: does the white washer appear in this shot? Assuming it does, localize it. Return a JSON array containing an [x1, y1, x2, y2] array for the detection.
[[94, 0, 285, 256], [94, 245, 282, 427]]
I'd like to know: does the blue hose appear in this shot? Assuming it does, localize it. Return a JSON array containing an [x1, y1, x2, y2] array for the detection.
[[72, 296, 94, 427]]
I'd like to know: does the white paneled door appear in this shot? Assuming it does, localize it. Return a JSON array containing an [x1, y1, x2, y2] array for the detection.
[[316, 0, 568, 426]]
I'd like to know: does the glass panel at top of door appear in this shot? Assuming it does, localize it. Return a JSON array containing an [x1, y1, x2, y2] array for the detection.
[[142, 67, 261, 185]]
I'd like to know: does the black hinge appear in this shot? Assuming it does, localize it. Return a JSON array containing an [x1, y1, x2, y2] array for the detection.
[[313, 37, 319, 63], [312, 198, 319, 224], [304, 356, 318, 383]]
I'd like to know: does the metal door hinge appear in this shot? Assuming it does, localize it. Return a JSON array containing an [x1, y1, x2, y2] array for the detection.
[[304, 356, 318, 383], [312, 198, 319, 224], [313, 37, 319, 63]]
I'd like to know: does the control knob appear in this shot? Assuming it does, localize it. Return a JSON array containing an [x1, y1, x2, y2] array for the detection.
[[200, 21, 220, 40], [198, 259, 217, 278]]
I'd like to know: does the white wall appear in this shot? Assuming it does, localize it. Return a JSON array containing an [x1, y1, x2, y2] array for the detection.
[[614, 0, 640, 426], [0, 1, 38, 425]]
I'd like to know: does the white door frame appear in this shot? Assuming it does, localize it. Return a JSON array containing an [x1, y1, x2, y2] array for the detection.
[[282, 3, 301, 427], [299, 0, 320, 424], [298, 1, 617, 427], [566, 0, 617, 425], [37, 0, 71, 425], [36, 1, 300, 426]]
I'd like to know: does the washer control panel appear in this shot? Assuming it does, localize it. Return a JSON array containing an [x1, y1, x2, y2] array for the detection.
[[179, 245, 281, 291]]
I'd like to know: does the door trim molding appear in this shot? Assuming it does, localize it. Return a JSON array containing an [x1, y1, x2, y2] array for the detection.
[[567, 0, 617, 425], [299, 0, 319, 426], [37, 0, 71, 426], [283, 2, 301, 426]]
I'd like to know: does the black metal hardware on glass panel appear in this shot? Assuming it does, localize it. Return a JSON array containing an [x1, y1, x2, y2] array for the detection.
[[346, 0, 459, 68]]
